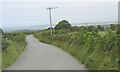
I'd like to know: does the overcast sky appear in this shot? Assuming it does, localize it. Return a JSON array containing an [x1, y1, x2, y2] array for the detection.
[[0, 0, 119, 2], [0, 0, 119, 29]]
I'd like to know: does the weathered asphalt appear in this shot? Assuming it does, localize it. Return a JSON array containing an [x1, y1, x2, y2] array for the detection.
[[6, 35, 86, 70]]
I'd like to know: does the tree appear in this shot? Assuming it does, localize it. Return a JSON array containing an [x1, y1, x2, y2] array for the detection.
[[87, 25, 95, 32], [45, 27, 54, 31], [110, 24, 119, 31], [54, 20, 72, 30], [97, 25, 105, 31], [70, 26, 79, 32], [110, 24, 115, 31]]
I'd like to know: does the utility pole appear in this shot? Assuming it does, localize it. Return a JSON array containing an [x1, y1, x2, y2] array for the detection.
[[47, 7, 58, 35]]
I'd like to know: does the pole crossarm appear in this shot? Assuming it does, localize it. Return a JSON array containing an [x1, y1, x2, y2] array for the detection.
[[47, 7, 58, 10]]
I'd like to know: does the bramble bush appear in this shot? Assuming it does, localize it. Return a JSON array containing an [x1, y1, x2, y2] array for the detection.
[[34, 26, 119, 70], [2, 32, 27, 69]]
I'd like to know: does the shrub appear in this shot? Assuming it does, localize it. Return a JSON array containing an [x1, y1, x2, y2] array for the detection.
[[34, 29, 119, 70]]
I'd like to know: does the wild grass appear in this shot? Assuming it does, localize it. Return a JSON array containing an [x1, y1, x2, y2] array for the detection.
[[33, 29, 119, 71], [2, 32, 26, 69]]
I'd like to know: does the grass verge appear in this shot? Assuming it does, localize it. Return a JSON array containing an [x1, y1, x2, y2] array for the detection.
[[2, 32, 26, 69], [33, 30, 119, 71]]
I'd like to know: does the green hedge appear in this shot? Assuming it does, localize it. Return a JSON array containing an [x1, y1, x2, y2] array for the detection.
[[33, 29, 119, 70], [2, 32, 26, 69]]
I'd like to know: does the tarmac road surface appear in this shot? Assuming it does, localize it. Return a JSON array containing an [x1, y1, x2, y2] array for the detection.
[[6, 35, 86, 70]]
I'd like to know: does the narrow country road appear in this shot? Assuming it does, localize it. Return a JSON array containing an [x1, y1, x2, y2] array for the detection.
[[6, 35, 86, 70]]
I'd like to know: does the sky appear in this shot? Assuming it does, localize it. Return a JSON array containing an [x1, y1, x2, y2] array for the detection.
[[0, 0, 119, 31], [0, 0, 119, 2]]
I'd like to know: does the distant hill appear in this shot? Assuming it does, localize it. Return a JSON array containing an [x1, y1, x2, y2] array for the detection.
[[14, 29, 31, 33], [3, 21, 118, 33]]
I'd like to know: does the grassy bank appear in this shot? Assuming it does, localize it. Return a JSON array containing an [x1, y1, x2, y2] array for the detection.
[[2, 32, 26, 69], [0, 30, 2, 71], [33, 29, 119, 70]]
